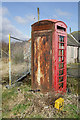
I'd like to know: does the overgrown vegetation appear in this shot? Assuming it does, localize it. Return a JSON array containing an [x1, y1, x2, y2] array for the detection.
[[2, 84, 32, 118], [2, 63, 80, 118], [2, 77, 80, 118]]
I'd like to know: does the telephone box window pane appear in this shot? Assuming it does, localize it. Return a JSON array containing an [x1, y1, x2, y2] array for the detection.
[[59, 36, 64, 42], [59, 57, 61, 61], [59, 76, 63, 82], [59, 83, 63, 88], [62, 57, 64, 61], [59, 43, 64, 49], [59, 63, 64, 68], [59, 50, 61, 55], [59, 50, 64, 55], [62, 50, 64, 55], [59, 70, 63, 75]]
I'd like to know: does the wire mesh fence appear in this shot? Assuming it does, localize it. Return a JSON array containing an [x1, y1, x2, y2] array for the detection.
[[10, 36, 31, 84], [1, 36, 31, 85]]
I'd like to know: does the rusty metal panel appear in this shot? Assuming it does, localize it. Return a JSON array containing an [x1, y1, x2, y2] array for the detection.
[[32, 21, 53, 31], [32, 31, 52, 91]]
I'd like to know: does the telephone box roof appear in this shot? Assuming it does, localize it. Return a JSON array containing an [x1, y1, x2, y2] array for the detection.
[[31, 19, 67, 28]]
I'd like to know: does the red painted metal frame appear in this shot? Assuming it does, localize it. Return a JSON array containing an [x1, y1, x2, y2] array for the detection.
[[52, 21, 67, 93]]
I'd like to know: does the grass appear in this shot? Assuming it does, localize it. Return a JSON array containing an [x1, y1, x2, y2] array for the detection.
[[12, 102, 32, 115], [2, 87, 18, 118], [67, 63, 80, 69], [20, 85, 31, 92], [67, 63, 80, 65], [63, 104, 79, 118], [2, 87, 18, 102], [67, 77, 78, 94], [2, 83, 33, 118]]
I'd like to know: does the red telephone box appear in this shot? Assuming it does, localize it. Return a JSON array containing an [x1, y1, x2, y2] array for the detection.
[[31, 19, 67, 93]]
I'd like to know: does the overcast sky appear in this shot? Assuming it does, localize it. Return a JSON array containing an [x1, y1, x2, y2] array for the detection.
[[1, 2, 78, 42]]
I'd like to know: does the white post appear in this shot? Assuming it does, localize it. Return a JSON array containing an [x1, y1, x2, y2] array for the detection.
[[29, 41, 31, 73]]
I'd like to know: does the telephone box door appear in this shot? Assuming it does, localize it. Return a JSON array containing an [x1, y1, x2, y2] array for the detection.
[[57, 35, 67, 92]]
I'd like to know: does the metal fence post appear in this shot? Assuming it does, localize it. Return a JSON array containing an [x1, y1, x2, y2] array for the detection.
[[9, 34, 11, 86]]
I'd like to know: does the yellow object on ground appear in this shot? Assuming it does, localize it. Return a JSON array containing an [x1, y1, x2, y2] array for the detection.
[[55, 97, 64, 110]]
